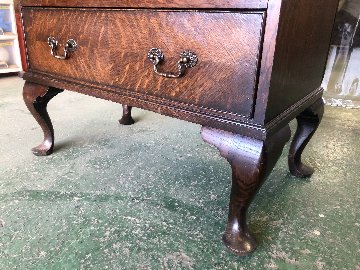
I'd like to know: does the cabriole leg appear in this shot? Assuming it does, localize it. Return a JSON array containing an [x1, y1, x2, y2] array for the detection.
[[23, 81, 63, 156], [288, 98, 324, 177], [119, 105, 135, 125], [201, 125, 291, 256]]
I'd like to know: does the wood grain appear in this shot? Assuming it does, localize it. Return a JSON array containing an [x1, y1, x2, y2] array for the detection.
[[22, 8, 264, 117], [20, 0, 268, 9]]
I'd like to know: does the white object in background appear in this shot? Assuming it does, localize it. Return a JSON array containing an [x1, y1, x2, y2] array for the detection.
[[0, 0, 22, 73], [0, 46, 10, 61]]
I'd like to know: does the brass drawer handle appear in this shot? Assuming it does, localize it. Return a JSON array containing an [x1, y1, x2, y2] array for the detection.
[[147, 48, 198, 78], [47, 36, 77, 60]]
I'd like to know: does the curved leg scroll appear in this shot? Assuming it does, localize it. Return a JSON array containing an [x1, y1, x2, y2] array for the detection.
[[23, 81, 63, 156], [201, 125, 291, 256], [288, 99, 324, 177], [119, 105, 135, 125]]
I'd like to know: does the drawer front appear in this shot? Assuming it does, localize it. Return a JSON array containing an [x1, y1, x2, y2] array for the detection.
[[22, 8, 264, 118], [20, 0, 268, 9]]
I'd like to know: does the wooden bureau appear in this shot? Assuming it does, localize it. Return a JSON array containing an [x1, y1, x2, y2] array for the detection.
[[18, 0, 339, 256]]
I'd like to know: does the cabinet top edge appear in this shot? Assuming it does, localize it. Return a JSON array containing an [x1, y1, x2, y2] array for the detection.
[[18, 0, 268, 9]]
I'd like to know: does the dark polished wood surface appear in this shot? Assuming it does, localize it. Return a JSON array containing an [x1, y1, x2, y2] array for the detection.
[[19, 0, 339, 256], [19, 0, 268, 9], [23, 82, 63, 156], [201, 125, 291, 255], [289, 98, 325, 177], [119, 105, 135, 125], [263, 0, 339, 123], [22, 8, 264, 118]]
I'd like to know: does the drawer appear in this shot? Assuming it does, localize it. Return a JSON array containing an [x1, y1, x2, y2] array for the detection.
[[20, 0, 269, 10], [22, 8, 265, 118]]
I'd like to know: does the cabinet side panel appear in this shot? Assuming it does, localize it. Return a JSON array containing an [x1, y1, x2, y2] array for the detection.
[[264, 0, 339, 122]]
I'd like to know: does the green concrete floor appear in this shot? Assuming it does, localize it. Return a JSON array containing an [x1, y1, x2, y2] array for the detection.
[[0, 75, 359, 270]]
